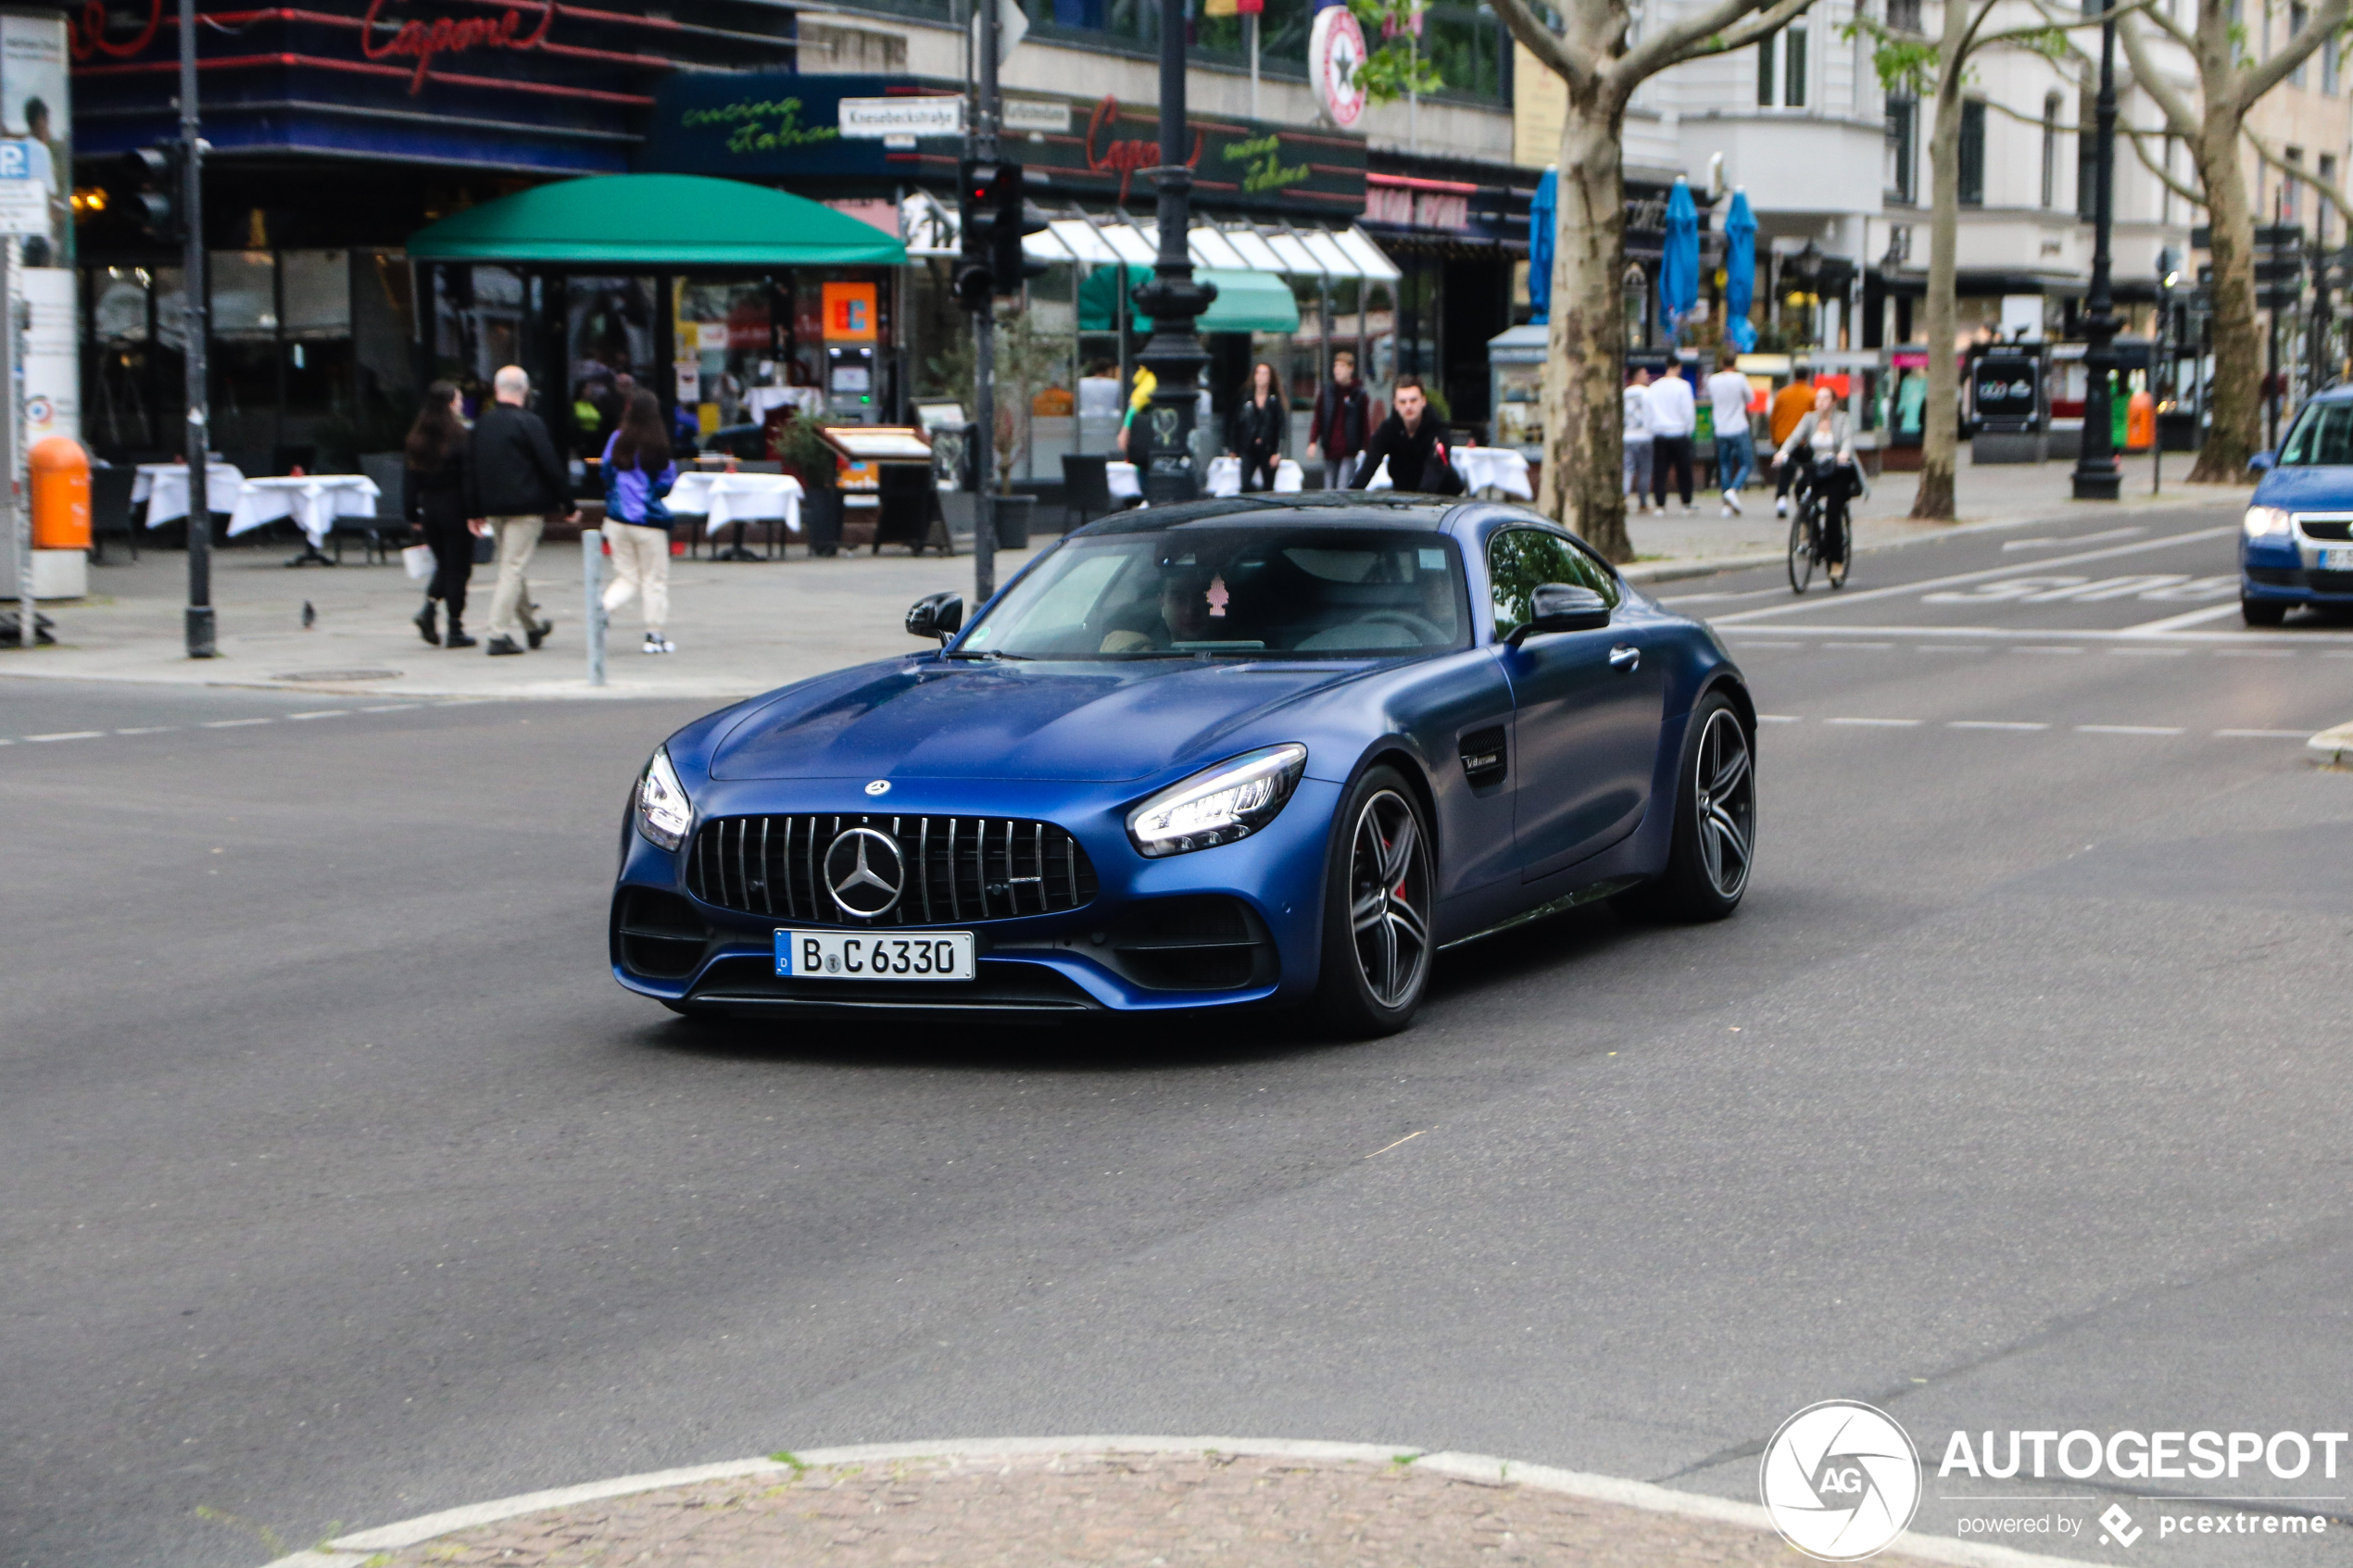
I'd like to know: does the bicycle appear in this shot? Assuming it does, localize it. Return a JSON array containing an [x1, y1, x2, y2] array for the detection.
[[1784, 458, 1850, 595]]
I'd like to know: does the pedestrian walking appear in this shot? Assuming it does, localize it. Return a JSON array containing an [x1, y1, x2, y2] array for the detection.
[[1705, 347, 1756, 515], [1348, 376, 1466, 495], [1306, 350, 1369, 490], [466, 364, 574, 658], [600, 388, 681, 655], [404, 381, 476, 649], [1644, 364, 1697, 513], [1622, 367, 1655, 514], [1228, 361, 1286, 492], [1770, 361, 1817, 517]]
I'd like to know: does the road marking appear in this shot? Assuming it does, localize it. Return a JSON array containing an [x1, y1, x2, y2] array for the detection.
[[201, 717, 273, 728], [1365, 1130, 1427, 1159], [1702, 622, 2353, 646], [2108, 646, 2190, 656], [288, 709, 349, 721], [1713, 525, 2237, 623], [361, 703, 420, 713], [2014, 646, 2086, 655], [2002, 526, 2148, 550], [114, 726, 178, 734], [24, 730, 103, 742], [2122, 602, 2247, 633], [1948, 720, 2050, 730], [1827, 717, 1923, 727], [434, 698, 493, 708], [2212, 648, 2295, 658], [1820, 641, 1894, 650], [1916, 644, 1986, 652], [2075, 724, 2185, 735], [1724, 641, 1806, 649], [2214, 728, 2314, 737], [1756, 714, 1802, 723]]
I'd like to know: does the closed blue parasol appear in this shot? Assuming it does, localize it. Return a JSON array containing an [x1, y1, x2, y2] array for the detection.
[[1658, 176, 1698, 344], [1724, 187, 1757, 352], [1529, 167, 1556, 323]]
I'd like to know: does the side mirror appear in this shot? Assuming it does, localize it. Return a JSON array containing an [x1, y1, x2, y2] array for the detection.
[[2249, 450, 2278, 472], [906, 590, 963, 646], [1507, 583, 1611, 645]]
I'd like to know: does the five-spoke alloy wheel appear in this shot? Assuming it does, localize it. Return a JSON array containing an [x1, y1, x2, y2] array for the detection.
[[1615, 691, 1755, 923], [1316, 766, 1435, 1036]]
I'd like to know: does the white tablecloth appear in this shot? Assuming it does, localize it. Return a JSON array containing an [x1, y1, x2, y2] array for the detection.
[[667, 470, 805, 536], [134, 463, 246, 526], [224, 475, 384, 547], [1203, 456, 1305, 498], [1105, 461, 1142, 502], [1362, 446, 1534, 499]]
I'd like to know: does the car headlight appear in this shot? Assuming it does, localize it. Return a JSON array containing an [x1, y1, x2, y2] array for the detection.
[[2244, 506, 2291, 539], [1126, 744, 1308, 859], [635, 746, 693, 851]]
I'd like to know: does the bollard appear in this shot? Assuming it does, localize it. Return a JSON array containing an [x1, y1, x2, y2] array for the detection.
[[583, 528, 606, 687]]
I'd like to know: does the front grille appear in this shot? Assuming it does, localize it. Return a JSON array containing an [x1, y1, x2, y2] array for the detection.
[[614, 887, 709, 978], [686, 813, 1098, 926], [1104, 896, 1275, 992], [2297, 518, 2353, 541], [2248, 566, 2353, 593]]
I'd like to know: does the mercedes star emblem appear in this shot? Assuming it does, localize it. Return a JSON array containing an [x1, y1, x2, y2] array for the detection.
[[865, 779, 891, 797], [824, 826, 905, 918]]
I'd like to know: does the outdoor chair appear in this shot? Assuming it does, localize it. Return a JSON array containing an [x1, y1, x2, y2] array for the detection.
[[1061, 455, 1114, 532], [89, 463, 139, 562]]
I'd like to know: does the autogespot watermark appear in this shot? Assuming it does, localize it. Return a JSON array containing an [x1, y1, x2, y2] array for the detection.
[[1759, 1409, 2347, 1559]]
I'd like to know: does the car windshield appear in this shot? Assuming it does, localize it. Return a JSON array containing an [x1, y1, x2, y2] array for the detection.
[[2279, 401, 2353, 465], [957, 526, 1471, 660]]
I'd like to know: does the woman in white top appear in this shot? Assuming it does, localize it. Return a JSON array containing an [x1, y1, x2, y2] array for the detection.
[[1768, 386, 1862, 562], [1621, 369, 1655, 514]]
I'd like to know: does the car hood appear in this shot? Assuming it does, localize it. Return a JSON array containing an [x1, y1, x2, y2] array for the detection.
[[710, 658, 1372, 783], [2255, 466, 2353, 510]]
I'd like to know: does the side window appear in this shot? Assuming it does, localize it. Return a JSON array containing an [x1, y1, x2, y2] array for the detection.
[[1486, 528, 1618, 638]]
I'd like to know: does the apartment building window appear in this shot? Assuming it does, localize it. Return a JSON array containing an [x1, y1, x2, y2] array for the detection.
[[1784, 20, 1808, 106], [1959, 100, 1987, 206], [2040, 94, 2061, 207], [2284, 146, 2304, 223], [1887, 0, 1922, 29], [2077, 84, 2097, 219], [1886, 94, 1918, 203], [2321, 153, 2338, 243], [2326, 38, 2341, 93], [2291, 4, 2309, 85], [1757, 30, 1777, 105]]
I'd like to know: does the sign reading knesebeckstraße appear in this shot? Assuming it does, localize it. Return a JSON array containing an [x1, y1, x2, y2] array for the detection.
[[838, 95, 963, 139]]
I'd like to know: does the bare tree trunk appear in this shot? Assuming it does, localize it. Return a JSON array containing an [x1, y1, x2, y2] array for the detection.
[[1539, 90, 1633, 561], [1914, 24, 1969, 521], [2188, 116, 2259, 480]]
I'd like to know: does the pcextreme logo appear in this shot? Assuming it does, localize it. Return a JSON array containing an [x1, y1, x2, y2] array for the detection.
[[1760, 1400, 1924, 1561]]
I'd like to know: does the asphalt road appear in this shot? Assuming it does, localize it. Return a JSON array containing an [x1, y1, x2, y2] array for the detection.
[[7, 499, 2352, 1567]]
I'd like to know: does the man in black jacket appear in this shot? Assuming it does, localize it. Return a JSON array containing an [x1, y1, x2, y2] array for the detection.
[[465, 366, 577, 657], [1347, 376, 1466, 496]]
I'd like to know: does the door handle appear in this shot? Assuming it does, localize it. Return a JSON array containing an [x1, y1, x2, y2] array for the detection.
[[1608, 644, 1641, 672]]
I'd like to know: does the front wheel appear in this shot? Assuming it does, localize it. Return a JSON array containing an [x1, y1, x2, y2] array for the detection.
[[1314, 766, 1436, 1038], [1787, 512, 1816, 595], [2242, 596, 2287, 627], [1615, 694, 1755, 923]]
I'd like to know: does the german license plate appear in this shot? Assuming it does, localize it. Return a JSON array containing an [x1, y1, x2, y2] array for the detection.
[[2320, 546, 2353, 571], [774, 929, 975, 981]]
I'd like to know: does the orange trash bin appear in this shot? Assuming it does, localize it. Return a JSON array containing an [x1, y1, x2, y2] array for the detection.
[[31, 436, 90, 550], [2125, 389, 2157, 453]]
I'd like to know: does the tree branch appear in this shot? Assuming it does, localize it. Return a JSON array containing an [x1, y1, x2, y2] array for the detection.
[[2225, 0, 2350, 110], [1624, 0, 1806, 82], [2117, 12, 2200, 137], [2121, 119, 2207, 206], [2246, 122, 2353, 225], [1488, 0, 1599, 97]]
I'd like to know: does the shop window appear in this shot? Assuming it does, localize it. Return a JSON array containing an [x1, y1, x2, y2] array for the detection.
[[437, 265, 526, 394], [211, 250, 278, 338], [281, 250, 351, 338], [673, 278, 786, 438], [565, 276, 659, 459], [1958, 101, 1986, 207]]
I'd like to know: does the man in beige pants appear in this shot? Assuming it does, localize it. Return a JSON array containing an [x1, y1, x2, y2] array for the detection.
[[464, 365, 576, 657]]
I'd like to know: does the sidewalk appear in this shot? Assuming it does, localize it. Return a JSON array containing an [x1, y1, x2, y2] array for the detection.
[[2, 458, 2250, 704]]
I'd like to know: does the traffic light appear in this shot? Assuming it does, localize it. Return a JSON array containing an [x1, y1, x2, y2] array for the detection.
[[120, 143, 182, 245], [955, 157, 999, 310], [988, 163, 1049, 296]]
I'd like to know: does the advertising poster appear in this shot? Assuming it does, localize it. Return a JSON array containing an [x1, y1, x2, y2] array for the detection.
[[2, 10, 74, 445]]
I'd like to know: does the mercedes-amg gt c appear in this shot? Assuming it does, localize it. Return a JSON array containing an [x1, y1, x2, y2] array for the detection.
[[611, 494, 1755, 1035]]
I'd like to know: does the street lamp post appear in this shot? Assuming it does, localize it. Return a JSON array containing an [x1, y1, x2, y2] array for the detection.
[[1131, 0, 1214, 503], [2071, 0, 2121, 501]]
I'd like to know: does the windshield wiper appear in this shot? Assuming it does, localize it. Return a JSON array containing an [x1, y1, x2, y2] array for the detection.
[[944, 649, 1031, 661]]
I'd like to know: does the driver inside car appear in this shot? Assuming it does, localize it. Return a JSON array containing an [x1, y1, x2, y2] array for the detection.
[[1100, 568, 1223, 652]]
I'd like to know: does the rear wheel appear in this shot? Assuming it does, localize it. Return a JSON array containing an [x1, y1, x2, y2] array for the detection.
[[1616, 694, 1755, 923], [1786, 512, 1816, 595], [1315, 766, 1435, 1037], [2242, 596, 2287, 627]]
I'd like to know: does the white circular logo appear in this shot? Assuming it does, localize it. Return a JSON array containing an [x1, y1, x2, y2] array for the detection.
[[1758, 1400, 1921, 1562], [864, 779, 891, 797], [1309, 6, 1367, 128]]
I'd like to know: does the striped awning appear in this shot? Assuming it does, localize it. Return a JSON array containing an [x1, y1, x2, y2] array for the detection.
[[899, 194, 1402, 283]]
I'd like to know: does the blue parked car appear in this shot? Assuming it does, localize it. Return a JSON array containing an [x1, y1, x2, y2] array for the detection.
[[611, 494, 1757, 1036], [2243, 388, 2353, 624]]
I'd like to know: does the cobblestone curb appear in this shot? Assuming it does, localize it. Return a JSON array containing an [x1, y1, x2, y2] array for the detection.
[[258, 1436, 2081, 1568]]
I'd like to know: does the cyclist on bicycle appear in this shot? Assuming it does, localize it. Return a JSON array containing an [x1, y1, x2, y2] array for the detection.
[[1768, 386, 1860, 565]]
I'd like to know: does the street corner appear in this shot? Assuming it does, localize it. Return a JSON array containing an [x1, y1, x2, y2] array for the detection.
[[2307, 721, 2353, 766]]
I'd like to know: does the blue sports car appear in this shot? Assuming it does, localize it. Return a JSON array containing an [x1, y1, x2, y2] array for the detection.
[[2243, 387, 2353, 623], [611, 494, 1756, 1036]]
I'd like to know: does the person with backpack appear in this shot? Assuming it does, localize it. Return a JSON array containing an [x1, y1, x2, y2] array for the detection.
[[599, 388, 681, 655]]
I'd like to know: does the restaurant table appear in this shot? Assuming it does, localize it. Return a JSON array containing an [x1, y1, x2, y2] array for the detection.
[[225, 475, 385, 565], [134, 463, 247, 527], [1104, 461, 1143, 502], [1203, 456, 1304, 497], [1363, 446, 1533, 500], [668, 470, 805, 560]]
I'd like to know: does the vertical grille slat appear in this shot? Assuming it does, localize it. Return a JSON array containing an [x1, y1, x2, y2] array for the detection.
[[686, 814, 1095, 927]]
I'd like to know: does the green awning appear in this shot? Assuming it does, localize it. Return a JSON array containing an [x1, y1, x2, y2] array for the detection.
[[407, 174, 907, 268], [1078, 265, 1302, 334]]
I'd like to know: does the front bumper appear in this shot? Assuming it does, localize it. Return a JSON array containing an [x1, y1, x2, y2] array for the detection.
[[2242, 537, 2353, 602], [611, 773, 1341, 1017]]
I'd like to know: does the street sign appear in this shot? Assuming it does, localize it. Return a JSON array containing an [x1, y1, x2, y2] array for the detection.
[[0, 141, 46, 237], [838, 96, 963, 138]]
